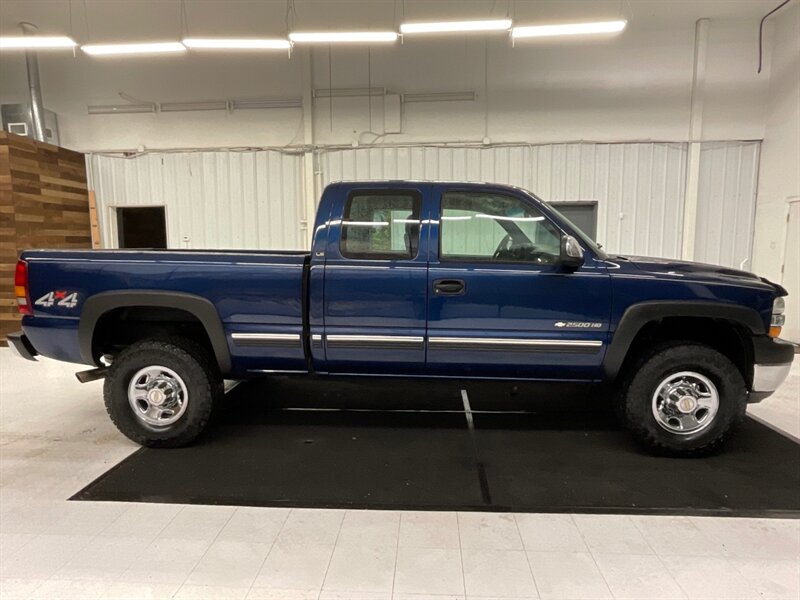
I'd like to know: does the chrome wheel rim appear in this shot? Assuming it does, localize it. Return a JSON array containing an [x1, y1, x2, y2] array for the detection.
[[127, 366, 188, 429], [652, 371, 719, 435]]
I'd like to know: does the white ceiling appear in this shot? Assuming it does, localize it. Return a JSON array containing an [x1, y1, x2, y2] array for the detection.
[[0, 0, 780, 41]]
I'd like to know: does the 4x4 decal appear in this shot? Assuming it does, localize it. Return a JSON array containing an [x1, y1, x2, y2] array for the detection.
[[34, 291, 79, 309]]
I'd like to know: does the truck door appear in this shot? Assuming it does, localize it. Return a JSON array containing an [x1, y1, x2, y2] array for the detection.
[[426, 187, 611, 379], [321, 185, 429, 374]]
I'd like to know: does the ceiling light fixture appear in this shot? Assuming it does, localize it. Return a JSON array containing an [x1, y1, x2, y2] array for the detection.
[[403, 91, 476, 103], [182, 38, 290, 50], [0, 36, 77, 49], [512, 20, 627, 39], [230, 97, 303, 109], [313, 87, 387, 98], [288, 31, 398, 44], [87, 104, 156, 115], [81, 42, 186, 56], [400, 19, 512, 34], [160, 100, 228, 112]]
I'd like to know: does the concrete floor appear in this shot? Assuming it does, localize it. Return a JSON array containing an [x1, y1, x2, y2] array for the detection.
[[1, 348, 798, 600]]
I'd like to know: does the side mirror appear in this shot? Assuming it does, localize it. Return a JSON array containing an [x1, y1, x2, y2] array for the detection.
[[560, 235, 585, 269]]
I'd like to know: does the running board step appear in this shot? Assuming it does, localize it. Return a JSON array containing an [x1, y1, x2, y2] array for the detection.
[[75, 367, 108, 383]]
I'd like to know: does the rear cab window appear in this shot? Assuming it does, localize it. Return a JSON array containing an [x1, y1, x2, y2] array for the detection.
[[340, 191, 422, 260]]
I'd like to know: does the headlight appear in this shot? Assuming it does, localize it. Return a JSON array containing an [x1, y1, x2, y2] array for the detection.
[[770, 297, 785, 337]]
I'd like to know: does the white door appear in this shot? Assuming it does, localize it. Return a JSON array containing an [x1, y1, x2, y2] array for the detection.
[[781, 199, 800, 343]]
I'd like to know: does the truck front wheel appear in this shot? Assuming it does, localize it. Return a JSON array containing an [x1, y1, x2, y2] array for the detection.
[[620, 342, 747, 456], [103, 339, 222, 447]]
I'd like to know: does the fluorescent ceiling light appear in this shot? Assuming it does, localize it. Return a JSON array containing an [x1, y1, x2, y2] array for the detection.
[[88, 104, 156, 115], [160, 100, 227, 112], [400, 19, 511, 34], [182, 38, 290, 50], [231, 97, 302, 109], [81, 42, 186, 56], [289, 31, 398, 44], [0, 36, 77, 49], [512, 20, 627, 39], [403, 91, 475, 103]]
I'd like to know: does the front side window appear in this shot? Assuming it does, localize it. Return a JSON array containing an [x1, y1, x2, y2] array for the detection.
[[340, 192, 421, 259], [440, 191, 561, 264]]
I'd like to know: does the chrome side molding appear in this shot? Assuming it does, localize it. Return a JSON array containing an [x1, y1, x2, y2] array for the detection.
[[236, 332, 603, 353], [231, 333, 302, 347], [428, 337, 603, 353], [325, 334, 425, 350]]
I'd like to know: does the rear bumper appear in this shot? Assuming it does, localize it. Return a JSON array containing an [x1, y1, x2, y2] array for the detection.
[[6, 331, 38, 361], [749, 336, 794, 401]]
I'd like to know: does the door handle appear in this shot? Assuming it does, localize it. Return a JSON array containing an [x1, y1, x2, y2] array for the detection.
[[433, 279, 466, 295]]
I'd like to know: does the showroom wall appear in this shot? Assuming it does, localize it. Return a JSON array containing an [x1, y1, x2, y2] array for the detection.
[[319, 142, 761, 265], [751, 1, 800, 341], [0, 3, 772, 150], [0, 0, 793, 273], [752, 1, 800, 281], [88, 139, 760, 267], [87, 151, 306, 250]]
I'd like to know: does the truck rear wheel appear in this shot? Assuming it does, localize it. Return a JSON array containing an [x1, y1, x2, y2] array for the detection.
[[620, 342, 747, 457], [103, 339, 222, 448]]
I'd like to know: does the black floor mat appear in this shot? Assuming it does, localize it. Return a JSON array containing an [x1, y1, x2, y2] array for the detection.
[[73, 378, 800, 517]]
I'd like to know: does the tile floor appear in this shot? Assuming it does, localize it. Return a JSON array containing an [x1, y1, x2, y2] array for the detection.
[[1, 348, 798, 600]]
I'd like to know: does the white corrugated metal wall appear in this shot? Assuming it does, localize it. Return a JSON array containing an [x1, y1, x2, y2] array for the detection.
[[87, 141, 760, 267], [319, 141, 760, 264], [87, 151, 305, 250], [319, 143, 689, 259], [694, 141, 761, 269]]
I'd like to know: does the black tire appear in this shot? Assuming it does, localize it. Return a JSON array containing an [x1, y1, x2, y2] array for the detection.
[[103, 338, 222, 448], [620, 342, 747, 457]]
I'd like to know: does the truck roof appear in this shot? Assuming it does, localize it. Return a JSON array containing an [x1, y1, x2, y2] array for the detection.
[[324, 180, 532, 194]]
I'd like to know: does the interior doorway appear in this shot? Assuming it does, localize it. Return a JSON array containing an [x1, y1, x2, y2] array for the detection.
[[551, 202, 598, 240], [116, 207, 168, 249]]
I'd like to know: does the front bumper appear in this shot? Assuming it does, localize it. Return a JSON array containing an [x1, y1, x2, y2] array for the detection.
[[752, 363, 792, 393], [749, 336, 794, 401], [6, 331, 38, 361]]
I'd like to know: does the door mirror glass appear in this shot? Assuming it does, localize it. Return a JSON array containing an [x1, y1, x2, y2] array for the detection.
[[560, 235, 585, 269]]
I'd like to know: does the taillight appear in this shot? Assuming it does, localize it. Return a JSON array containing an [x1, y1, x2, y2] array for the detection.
[[14, 260, 32, 315]]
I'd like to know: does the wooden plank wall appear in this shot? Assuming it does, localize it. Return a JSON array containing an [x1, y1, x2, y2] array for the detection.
[[0, 131, 91, 342]]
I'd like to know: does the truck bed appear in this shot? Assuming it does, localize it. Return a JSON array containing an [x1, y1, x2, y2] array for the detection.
[[20, 249, 310, 375]]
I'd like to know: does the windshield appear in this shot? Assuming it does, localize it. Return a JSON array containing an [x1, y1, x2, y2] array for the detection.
[[545, 203, 608, 260]]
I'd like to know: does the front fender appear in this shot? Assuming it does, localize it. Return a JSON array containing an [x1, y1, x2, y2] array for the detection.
[[603, 300, 765, 380]]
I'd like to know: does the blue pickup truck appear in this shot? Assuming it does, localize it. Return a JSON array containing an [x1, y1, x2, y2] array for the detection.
[[9, 181, 793, 456]]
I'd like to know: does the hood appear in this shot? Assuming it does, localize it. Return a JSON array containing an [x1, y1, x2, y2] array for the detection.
[[611, 255, 787, 295]]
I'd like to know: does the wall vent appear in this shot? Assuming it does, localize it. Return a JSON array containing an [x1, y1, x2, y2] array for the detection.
[[1, 104, 59, 145]]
